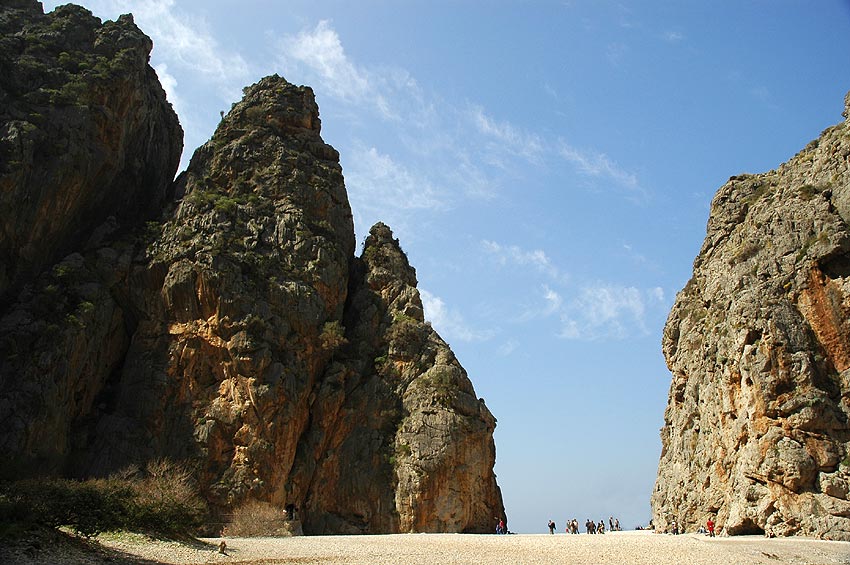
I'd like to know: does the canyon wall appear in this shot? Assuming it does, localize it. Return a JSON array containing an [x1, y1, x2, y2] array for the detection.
[[653, 92, 850, 540]]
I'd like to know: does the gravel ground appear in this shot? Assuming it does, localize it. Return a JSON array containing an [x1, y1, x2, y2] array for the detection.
[[4, 530, 850, 564]]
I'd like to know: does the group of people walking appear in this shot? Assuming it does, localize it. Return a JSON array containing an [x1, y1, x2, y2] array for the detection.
[[547, 517, 621, 534]]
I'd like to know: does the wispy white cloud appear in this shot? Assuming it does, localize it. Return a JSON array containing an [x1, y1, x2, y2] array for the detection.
[[470, 105, 544, 164], [278, 19, 644, 215], [498, 339, 519, 356], [277, 20, 416, 122], [477, 240, 664, 340], [93, 0, 250, 89], [420, 289, 494, 343], [542, 285, 564, 316], [481, 240, 566, 282], [344, 145, 449, 234], [663, 31, 684, 43], [278, 22, 371, 102], [749, 85, 780, 110], [622, 242, 650, 266], [606, 42, 628, 65], [558, 141, 645, 198], [649, 286, 665, 303], [514, 284, 566, 323], [559, 283, 649, 340], [153, 62, 182, 117]]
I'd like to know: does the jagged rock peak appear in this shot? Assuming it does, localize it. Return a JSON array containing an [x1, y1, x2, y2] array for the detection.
[[653, 90, 850, 541], [175, 75, 345, 224], [228, 74, 323, 134], [361, 222, 420, 309]]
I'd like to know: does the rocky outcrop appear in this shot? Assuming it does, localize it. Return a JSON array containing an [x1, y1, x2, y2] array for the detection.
[[288, 222, 503, 533], [0, 0, 182, 301], [653, 91, 850, 540], [0, 0, 180, 474], [0, 2, 503, 535]]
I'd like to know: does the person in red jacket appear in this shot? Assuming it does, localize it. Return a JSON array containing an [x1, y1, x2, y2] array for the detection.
[[707, 517, 715, 537]]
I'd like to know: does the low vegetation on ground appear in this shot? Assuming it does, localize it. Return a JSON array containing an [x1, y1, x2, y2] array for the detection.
[[0, 459, 207, 539]]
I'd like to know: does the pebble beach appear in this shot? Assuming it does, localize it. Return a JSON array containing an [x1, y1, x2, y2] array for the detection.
[[5, 530, 849, 565]]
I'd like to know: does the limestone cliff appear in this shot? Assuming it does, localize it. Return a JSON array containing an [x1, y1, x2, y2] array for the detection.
[[0, 1, 504, 535], [653, 91, 850, 540], [0, 0, 182, 301], [290, 222, 503, 533], [0, 0, 181, 474]]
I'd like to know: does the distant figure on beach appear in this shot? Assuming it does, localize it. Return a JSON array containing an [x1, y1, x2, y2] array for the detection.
[[609, 517, 614, 532], [707, 518, 715, 537], [585, 519, 593, 534], [495, 518, 505, 534], [218, 540, 228, 555], [548, 520, 556, 534], [598, 520, 605, 534], [614, 518, 620, 531], [571, 519, 579, 534]]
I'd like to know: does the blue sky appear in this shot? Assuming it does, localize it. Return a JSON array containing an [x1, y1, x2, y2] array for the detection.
[[43, 0, 850, 533]]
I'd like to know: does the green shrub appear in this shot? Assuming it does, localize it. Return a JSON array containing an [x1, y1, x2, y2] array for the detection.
[[319, 321, 347, 351], [213, 195, 239, 215]]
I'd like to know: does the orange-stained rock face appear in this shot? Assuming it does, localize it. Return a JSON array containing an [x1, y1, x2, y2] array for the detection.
[[654, 91, 850, 541], [798, 265, 850, 373], [0, 3, 504, 533]]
